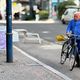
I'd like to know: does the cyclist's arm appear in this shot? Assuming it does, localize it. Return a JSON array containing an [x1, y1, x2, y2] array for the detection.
[[66, 20, 74, 36], [66, 21, 72, 33]]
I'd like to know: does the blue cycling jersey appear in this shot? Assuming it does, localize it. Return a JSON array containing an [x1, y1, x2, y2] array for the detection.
[[66, 19, 80, 35], [66, 19, 80, 52]]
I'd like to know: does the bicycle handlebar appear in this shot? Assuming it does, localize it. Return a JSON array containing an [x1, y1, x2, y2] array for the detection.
[[66, 33, 80, 38]]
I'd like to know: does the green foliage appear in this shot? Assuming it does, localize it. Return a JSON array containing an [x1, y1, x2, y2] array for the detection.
[[57, 0, 76, 19], [21, 10, 49, 20], [21, 10, 35, 20], [39, 10, 49, 20]]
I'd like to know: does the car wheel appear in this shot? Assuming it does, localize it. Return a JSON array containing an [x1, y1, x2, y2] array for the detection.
[[0, 13, 2, 20], [62, 19, 66, 24]]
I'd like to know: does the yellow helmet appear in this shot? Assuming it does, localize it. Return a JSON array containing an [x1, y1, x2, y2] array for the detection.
[[56, 34, 65, 41]]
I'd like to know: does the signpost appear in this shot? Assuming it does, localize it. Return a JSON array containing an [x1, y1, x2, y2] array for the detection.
[[29, 0, 35, 19], [6, 0, 13, 62], [49, 0, 52, 18]]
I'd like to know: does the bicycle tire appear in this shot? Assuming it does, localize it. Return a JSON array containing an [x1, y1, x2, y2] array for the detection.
[[69, 53, 75, 71], [60, 40, 69, 64], [69, 46, 77, 71]]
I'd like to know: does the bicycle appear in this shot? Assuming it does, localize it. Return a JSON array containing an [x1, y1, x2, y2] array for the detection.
[[60, 34, 80, 71]]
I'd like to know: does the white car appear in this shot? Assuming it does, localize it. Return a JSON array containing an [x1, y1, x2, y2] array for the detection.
[[61, 8, 80, 24]]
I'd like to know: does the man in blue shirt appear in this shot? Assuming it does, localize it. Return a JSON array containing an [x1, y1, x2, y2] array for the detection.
[[66, 12, 80, 67]]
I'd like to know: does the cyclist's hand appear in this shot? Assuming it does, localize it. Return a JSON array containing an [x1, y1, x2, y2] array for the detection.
[[66, 33, 71, 37]]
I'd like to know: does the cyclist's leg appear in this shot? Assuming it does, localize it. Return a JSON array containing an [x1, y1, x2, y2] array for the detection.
[[75, 53, 79, 67], [78, 40, 80, 66], [77, 39, 80, 54], [75, 40, 80, 67]]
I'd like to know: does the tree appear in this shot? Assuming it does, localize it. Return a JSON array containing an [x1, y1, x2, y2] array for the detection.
[[57, 0, 76, 19]]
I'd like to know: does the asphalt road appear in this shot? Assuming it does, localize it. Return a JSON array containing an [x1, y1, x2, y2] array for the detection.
[[1, 21, 80, 80], [13, 22, 80, 80], [12, 21, 67, 42]]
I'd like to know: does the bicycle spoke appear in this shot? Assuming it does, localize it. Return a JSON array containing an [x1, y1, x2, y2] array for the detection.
[[60, 52, 67, 64], [69, 54, 75, 71], [60, 41, 69, 64]]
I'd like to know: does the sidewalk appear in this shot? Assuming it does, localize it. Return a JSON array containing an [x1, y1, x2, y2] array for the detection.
[[0, 48, 64, 80], [0, 19, 56, 24]]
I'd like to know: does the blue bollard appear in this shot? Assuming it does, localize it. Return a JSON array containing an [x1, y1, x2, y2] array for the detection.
[[6, 0, 13, 62]]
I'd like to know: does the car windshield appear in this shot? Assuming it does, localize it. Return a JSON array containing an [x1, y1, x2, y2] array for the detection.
[[64, 8, 78, 15]]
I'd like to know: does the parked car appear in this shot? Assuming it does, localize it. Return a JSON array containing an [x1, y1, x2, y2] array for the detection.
[[61, 7, 80, 24]]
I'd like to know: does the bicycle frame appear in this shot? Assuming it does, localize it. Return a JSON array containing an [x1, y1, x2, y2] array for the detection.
[[60, 34, 80, 71], [69, 34, 79, 54]]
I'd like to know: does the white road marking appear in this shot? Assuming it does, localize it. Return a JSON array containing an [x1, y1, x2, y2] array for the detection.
[[13, 45, 72, 80], [40, 44, 62, 49], [42, 31, 50, 34]]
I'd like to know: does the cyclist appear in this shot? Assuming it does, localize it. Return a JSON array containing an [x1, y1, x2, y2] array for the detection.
[[66, 12, 80, 67]]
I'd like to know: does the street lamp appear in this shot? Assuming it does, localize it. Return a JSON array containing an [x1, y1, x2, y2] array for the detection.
[[29, 0, 33, 15], [49, 0, 52, 18], [29, 0, 35, 18]]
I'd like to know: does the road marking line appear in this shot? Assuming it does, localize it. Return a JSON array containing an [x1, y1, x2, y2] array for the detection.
[[40, 44, 62, 49], [13, 45, 72, 80], [0, 20, 55, 24], [42, 31, 50, 34]]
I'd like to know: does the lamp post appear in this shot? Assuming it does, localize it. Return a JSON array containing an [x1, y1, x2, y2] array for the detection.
[[57, 0, 60, 8], [49, 0, 52, 18], [57, 0, 59, 4], [6, 0, 13, 62], [29, 0, 33, 15], [29, 0, 35, 17]]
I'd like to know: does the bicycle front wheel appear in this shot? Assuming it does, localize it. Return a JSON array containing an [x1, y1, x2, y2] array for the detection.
[[60, 41, 69, 64], [69, 47, 77, 71], [69, 53, 75, 71]]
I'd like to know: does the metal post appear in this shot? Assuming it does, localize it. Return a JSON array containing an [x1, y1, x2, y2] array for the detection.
[[6, 0, 13, 62], [30, 0, 33, 16], [29, 0, 35, 19], [57, 0, 60, 6], [49, 0, 52, 18], [40, 0, 43, 10]]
